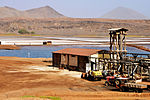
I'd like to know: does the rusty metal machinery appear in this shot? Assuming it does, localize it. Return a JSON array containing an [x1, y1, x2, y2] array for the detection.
[[109, 28, 128, 60], [88, 28, 150, 81]]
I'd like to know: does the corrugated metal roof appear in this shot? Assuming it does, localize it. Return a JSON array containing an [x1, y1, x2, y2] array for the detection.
[[108, 28, 128, 31], [53, 48, 101, 56]]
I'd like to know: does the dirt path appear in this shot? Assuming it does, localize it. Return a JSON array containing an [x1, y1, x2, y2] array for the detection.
[[0, 57, 149, 100]]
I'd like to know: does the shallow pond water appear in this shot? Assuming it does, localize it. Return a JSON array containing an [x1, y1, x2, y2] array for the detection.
[[0, 45, 149, 58]]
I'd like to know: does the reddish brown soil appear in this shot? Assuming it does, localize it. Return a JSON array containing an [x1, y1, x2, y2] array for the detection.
[[0, 57, 149, 100], [0, 45, 20, 50]]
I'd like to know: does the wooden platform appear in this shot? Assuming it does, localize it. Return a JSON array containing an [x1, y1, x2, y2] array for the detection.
[[139, 82, 150, 86]]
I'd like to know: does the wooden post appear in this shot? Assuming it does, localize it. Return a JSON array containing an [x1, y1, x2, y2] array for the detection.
[[120, 32, 123, 60], [124, 33, 127, 52], [148, 67, 150, 81], [141, 67, 143, 79], [116, 33, 119, 60], [95, 58, 97, 70], [120, 31, 123, 51], [98, 58, 100, 70], [128, 65, 130, 77], [103, 60, 105, 70], [67, 54, 69, 69], [110, 33, 112, 51], [89, 57, 91, 71]]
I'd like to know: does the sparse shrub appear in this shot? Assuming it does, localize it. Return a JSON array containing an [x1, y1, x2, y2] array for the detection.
[[31, 31, 35, 34], [18, 29, 30, 34]]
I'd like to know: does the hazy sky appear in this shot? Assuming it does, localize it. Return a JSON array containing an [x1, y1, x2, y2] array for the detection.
[[0, 0, 149, 18]]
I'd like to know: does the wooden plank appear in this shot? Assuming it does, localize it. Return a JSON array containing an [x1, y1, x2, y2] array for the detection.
[[125, 83, 147, 89], [138, 82, 150, 86]]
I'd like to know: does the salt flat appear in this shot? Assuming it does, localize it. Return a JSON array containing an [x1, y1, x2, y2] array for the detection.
[[0, 36, 150, 45]]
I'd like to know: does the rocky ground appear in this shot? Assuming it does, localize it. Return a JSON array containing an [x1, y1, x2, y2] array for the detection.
[[0, 57, 149, 100], [0, 18, 150, 37]]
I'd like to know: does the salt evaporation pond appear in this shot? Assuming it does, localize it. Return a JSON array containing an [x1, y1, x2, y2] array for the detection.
[[0, 45, 149, 58]]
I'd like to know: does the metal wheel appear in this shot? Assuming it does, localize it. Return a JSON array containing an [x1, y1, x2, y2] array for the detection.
[[98, 78, 101, 81], [85, 74, 87, 79], [115, 80, 121, 86], [138, 89, 143, 93], [105, 81, 109, 87], [134, 89, 143, 93], [120, 87, 125, 92], [88, 75, 92, 81], [81, 74, 83, 78], [134, 89, 139, 93]]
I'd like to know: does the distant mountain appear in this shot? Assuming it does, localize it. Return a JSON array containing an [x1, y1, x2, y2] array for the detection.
[[0, 6, 65, 18], [101, 7, 149, 19], [0, 6, 27, 18], [26, 6, 64, 18]]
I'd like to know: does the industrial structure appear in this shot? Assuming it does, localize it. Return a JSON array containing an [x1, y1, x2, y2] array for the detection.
[[109, 28, 128, 60], [52, 48, 109, 72], [91, 28, 150, 81], [53, 28, 150, 81]]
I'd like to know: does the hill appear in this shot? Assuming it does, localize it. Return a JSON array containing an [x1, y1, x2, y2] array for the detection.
[[0, 6, 65, 18], [101, 7, 149, 20], [0, 6, 28, 18], [26, 6, 64, 18], [0, 18, 150, 36]]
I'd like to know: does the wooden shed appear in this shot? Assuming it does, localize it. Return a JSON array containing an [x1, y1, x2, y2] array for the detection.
[[52, 48, 101, 72]]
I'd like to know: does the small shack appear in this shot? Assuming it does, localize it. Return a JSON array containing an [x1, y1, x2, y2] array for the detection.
[[52, 48, 102, 72]]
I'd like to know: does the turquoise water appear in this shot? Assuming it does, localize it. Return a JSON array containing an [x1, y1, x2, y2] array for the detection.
[[0, 45, 149, 58]]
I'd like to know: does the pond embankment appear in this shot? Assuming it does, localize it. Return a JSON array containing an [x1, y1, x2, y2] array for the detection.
[[127, 44, 150, 52], [0, 45, 20, 50]]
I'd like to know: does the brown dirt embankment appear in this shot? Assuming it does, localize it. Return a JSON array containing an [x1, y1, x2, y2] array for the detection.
[[0, 45, 20, 50]]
